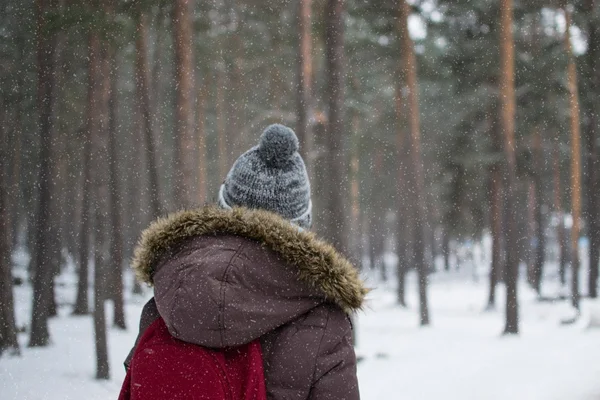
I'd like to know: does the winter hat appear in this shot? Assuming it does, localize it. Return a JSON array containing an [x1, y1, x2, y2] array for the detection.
[[218, 124, 312, 229]]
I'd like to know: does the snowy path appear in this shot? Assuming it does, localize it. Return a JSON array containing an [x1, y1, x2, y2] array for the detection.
[[356, 277, 600, 400], [2, 271, 600, 400]]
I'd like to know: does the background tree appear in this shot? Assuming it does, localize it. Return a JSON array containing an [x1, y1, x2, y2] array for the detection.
[[323, 0, 348, 253], [0, 98, 20, 357], [29, 0, 59, 348], [296, 0, 313, 164], [582, 0, 599, 298], [398, 0, 430, 325], [499, 0, 519, 334], [172, 0, 196, 209], [564, 3, 582, 311]]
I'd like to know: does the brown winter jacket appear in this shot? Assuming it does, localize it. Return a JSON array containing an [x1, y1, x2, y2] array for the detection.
[[125, 206, 368, 400]]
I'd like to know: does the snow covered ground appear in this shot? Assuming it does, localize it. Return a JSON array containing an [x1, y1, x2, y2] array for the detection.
[[2, 262, 600, 400]]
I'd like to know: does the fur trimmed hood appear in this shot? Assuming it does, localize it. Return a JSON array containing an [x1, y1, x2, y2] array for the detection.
[[132, 206, 368, 314]]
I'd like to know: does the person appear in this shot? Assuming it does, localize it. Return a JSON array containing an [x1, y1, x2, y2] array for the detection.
[[124, 124, 367, 399]]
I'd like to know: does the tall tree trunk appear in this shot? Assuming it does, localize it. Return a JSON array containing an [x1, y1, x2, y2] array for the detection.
[[349, 110, 361, 267], [394, 69, 410, 303], [499, 0, 519, 334], [584, 0, 599, 298], [564, 4, 582, 310], [553, 139, 567, 285], [73, 133, 91, 316], [152, 5, 164, 149], [442, 231, 450, 271], [9, 42, 26, 252], [108, 43, 126, 330], [532, 127, 546, 295], [488, 165, 502, 309], [0, 100, 20, 357], [398, 0, 429, 325], [196, 78, 207, 204], [527, 181, 536, 286], [296, 0, 313, 165], [324, 0, 348, 254], [29, 0, 59, 347], [488, 105, 503, 308], [136, 10, 161, 218], [88, 16, 110, 378], [172, 0, 196, 209], [217, 66, 228, 180]]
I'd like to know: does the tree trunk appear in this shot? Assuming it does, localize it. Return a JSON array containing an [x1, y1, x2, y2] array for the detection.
[[196, 78, 207, 204], [564, 5, 582, 310], [136, 10, 161, 218], [394, 67, 410, 303], [499, 0, 519, 334], [89, 26, 110, 380], [584, 0, 599, 298], [29, 0, 59, 348], [349, 116, 361, 267], [398, 0, 429, 325], [172, 0, 196, 209], [296, 0, 313, 165], [553, 139, 567, 285], [216, 66, 228, 180], [0, 100, 20, 357], [152, 5, 164, 148], [442, 231, 450, 271], [324, 0, 348, 254], [527, 181, 536, 286], [532, 127, 546, 295], [73, 133, 91, 315], [108, 43, 126, 330], [488, 164, 502, 309]]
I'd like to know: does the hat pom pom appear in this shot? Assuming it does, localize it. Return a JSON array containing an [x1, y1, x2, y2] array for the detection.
[[258, 124, 299, 167]]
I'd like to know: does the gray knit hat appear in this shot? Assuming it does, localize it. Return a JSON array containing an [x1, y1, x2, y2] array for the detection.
[[218, 124, 312, 229]]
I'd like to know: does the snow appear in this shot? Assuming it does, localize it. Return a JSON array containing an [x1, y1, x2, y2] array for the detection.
[[2, 264, 600, 400]]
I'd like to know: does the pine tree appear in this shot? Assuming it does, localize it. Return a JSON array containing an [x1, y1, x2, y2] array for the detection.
[[398, 0, 430, 325], [296, 0, 313, 165], [564, 3, 583, 311], [0, 97, 20, 357], [29, 0, 59, 347], [499, 0, 519, 334], [135, 7, 161, 218], [172, 0, 196, 209], [324, 0, 348, 253], [583, 0, 599, 298]]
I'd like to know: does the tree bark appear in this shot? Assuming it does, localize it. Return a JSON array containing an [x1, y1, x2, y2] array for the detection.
[[296, 0, 313, 165], [0, 99, 20, 357], [29, 0, 59, 347], [73, 133, 91, 315], [398, 0, 429, 325], [553, 139, 567, 285], [584, 0, 599, 298], [87, 13, 111, 377], [394, 67, 410, 304], [532, 127, 546, 295], [196, 78, 208, 204], [172, 0, 196, 209], [527, 181, 536, 286], [136, 10, 161, 218], [324, 0, 348, 254], [564, 5, 583, 310], [108, 43, 126, 330], [216, 65, 228, 180], [499, 0, 519, 334], [488, 164, 503, 309], [349, 110, 361, 267]]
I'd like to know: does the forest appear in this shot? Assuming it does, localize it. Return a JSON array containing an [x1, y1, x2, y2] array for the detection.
[[0, 0, 599, 398]]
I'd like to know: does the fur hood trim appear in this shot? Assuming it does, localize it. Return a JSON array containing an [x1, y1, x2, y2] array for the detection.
[[132, 206, 368, 313]]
